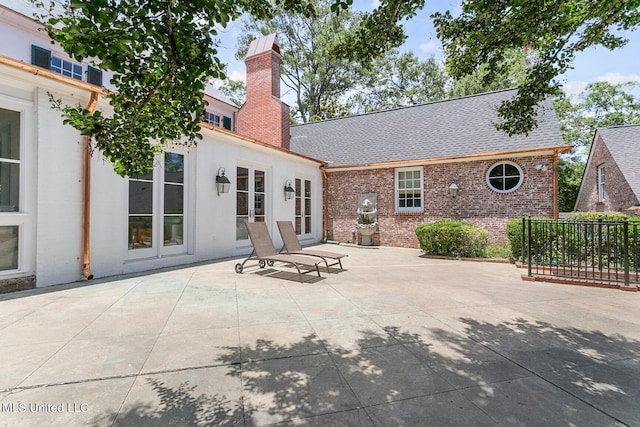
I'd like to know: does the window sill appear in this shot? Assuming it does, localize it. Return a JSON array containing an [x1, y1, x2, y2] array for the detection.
[[394, 211, 424, 216]]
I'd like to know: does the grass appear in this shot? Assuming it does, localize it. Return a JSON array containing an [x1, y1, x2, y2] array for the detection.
[[484, 244, 513, 260]]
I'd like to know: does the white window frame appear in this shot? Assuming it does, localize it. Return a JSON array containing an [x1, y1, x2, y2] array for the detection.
[[50, 55, 83, 80], [395, 167, 423, 213], [486, 161, 523, 194], [235, 164, 270, 244], [126, 150, 189, 260], [295, 177, 313, 236], [204, 111, 220, 127], [597, 164, 605, 202], [0, 96, 35, 277]]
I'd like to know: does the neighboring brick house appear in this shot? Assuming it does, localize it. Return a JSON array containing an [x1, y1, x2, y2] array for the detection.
[[290, 90, 569, 246], [575, 125, 640, 214]]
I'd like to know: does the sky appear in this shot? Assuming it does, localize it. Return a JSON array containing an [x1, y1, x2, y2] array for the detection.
[[213, 0, 640, 98]]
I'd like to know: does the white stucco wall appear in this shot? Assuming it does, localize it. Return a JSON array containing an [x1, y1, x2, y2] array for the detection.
[[0, 5, 325, 287], [0, 66, 324, 287]]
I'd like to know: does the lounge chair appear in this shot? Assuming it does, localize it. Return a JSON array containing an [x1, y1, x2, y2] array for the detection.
[[276, 221, 347, 272], [235, 221, 322, 282]]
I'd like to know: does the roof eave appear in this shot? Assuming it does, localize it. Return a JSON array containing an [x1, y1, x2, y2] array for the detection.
[[325, 145, 572, 171]]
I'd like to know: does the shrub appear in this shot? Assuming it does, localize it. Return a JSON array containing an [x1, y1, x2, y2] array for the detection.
[[415, 220, 489, 258], [566, 212, 628, 221], [508, 214, 640, 267], [505, 217, 552, 261]]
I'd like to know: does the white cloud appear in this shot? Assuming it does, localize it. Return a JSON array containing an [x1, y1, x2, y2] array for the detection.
[[419, 40, 441, 55], [228, 70, 246, 83], [562, 81, 588, 98], [596, 72, 640, 85], [563, 72, 640, 98], [372, 0, 381, 8]]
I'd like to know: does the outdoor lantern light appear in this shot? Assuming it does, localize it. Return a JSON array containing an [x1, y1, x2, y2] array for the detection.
[[284, 180, 295, 201], [535, 163, 548, 172], [448, 181, 459, 198], [216, 167, 231, 195]]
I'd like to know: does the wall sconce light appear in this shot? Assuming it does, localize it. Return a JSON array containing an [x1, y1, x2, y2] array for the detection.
[[216, 167, 231, 195], [448, 181, 459, 198], [284, 180, 295, 201], [535, 163, 548, 172]]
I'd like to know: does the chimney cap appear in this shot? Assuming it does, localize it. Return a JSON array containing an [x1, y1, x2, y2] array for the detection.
[[246, 33, 280, 58]]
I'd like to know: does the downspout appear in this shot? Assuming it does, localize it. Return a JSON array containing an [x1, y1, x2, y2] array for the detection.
[[552, 149, 559, 219], [82, 92, 99, 280], [321, 164, 328, 241]]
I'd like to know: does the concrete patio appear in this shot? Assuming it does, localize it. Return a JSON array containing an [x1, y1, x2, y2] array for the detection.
[[1, 244, 639, 426]]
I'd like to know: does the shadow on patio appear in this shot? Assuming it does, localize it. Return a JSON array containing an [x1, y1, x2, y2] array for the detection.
[[96, 317, 640, 426]]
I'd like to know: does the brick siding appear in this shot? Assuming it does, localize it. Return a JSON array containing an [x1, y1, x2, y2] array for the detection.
[[0, 276, 36, 293], [238, 51, 290, 150], [326, 156, 555, 248], [575, 134, 639, 212]]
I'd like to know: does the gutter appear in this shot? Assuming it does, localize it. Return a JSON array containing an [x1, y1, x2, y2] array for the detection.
[[321, 164, 328, 241], [552, 149, 559, 219], [82, 92, 99, 279]]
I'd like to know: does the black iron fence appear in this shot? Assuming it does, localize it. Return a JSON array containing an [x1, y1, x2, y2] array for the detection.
[[522, 217, 640, 286]]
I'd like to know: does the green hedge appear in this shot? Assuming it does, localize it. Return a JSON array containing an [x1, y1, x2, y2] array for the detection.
[[565, 212, 630, 221], [506, 213, 640, 265], [505, 216, 551, 260], [415, 220, 489, 258]]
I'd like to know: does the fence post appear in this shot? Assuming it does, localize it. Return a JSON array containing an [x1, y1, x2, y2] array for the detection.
[[527, 217, 532, 277], [624, 220, 630, 288], [597, 218, 603, 275], [521, 217, 525, 264]]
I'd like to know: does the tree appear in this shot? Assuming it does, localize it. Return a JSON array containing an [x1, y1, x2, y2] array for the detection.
[[352, 50, 447, 113], [310, 95, 352, 122], [558, 158, 585, 212], [235, 0, 365, 123], [37, 0, 640, 175], [433, 1, 640, 136], [217, 79, 246, 107], [448, 49, 529, 98], [556, 81, 640, 150], [36, 0, 420, 175]]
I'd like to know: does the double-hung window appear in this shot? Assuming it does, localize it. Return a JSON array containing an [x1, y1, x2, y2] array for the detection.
[[204, 111, 233, 131], [204, 111, 220, 126], [395, 167, 423, 212], [31, 45, 103, 86], [597, 165, 605, 202]]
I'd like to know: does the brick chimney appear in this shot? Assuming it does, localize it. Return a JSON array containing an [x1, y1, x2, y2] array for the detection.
[[237, 34, 290, 150]]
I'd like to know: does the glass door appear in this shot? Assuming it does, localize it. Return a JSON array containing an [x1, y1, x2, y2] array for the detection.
[[295, 178, 312, 236], [236, 166, 267, 241], [128, 152, 186, 258]]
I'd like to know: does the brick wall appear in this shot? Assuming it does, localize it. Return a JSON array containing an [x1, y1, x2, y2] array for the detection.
[[0, 276, 36, 293], [326, 156, 555, 247], [575, 134, 639, 212], [238, 50, 290, 150]]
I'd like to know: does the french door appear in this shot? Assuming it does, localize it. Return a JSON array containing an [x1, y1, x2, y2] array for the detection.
[[127, 151, 186, 258], [236, 166, 267, 241], [295, 178, 312, 236]]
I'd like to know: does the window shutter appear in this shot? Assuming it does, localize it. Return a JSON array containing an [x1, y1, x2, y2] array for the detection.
[[31, 45, 51, 69], [87, 66, 103, 86], [222, 116, 232, 130]]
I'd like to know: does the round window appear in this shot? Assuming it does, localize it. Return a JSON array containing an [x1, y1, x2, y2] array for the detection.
[[486, 161, 523, 193]]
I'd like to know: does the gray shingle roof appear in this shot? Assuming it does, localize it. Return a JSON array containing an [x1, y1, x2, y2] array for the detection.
[[290, 89, 565, 167], [598, 124, 640, 200]]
